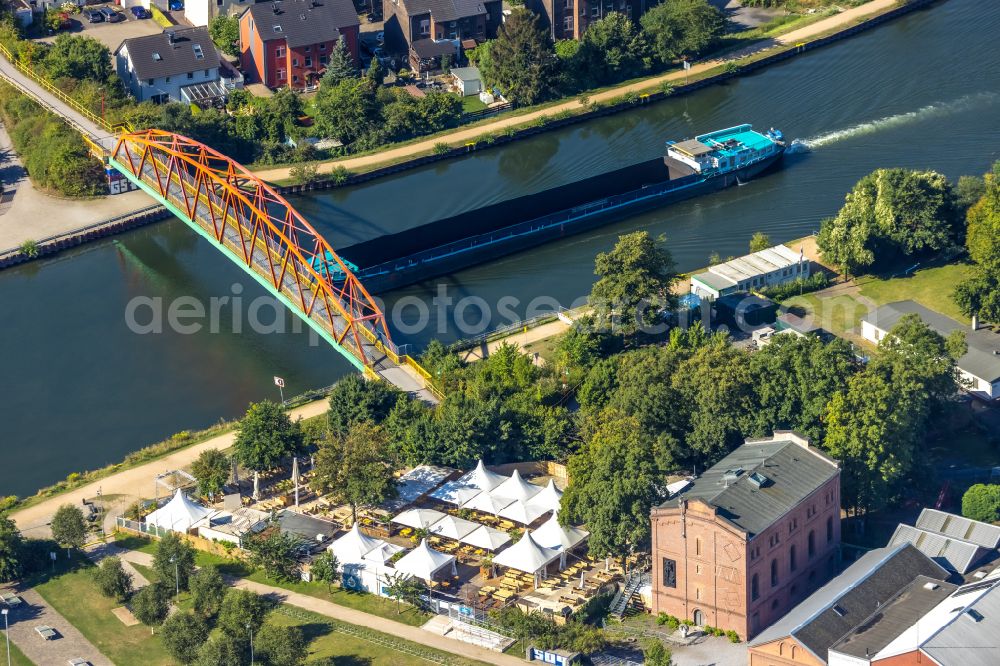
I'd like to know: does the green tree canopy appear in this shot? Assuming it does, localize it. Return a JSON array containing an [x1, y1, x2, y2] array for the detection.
[[749, 231, 772, 253], [50, 504, 86, 552], [313, 421, 397, 521], [132, 582, 171, 634], [313, 77, 380, 146], [0, 514, 23, 583], [641, 0, 725, 63], [190, 564, 227, 618], [233, 400, 302, 499], [244, 525, 302, 582], [578, 12, 648, 85], [217, 589, 270, 638], [954, 268, 1000, 324], [93, 556, 133, 602], [480, 8, 556, 105], [153, 532, 196, 592], [194, 635, 244, 666], [590, 231, 678, 335], [817, 168, 959, 274], [190, 448, 230, 501], [43, 35, 112, 82], [255, 624, 308, 666], [961, 484, 1000, 524], [964, 162, 1000, 268], [321, 36, 357, 86], [161, 611, 210, 664], [309, 550, 340, 591], [327, 374, 400, 436], [208, 15, 241, 57]]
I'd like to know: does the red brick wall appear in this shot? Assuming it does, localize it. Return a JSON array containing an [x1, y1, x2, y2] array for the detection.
[[874, 651, 938, 666], [239, 12, 266, 84]]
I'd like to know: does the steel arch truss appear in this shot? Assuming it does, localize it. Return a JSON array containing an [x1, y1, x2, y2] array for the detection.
[[111, 129, 392, 370]]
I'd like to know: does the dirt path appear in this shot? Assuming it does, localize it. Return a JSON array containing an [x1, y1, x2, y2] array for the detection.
[[252, 0, 898, 182], [11, 399, 329, 538]]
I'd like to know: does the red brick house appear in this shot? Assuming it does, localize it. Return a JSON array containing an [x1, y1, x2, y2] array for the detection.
[[239, 0, 360, 90], [650, 432, 842, 639], [526, 0, 658, 41], [383, 0, 502, 68]]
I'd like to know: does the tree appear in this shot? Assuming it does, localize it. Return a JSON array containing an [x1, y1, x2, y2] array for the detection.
[[562, 411, 666, 559], [480, 8, 556, 105], [313, 76, 380, 147], [954, 268, 1000, 324], [589, 231, 678, 335], [233, 400, 302, 499], [194, 635, 244, 666], [643, 639, 674, 666], [0, 514, 23, 583], [50, 504, 86, 554], [190, 564, 227, 618], [384, 572, 426, 613], [312, 421, 397, 522], [190, 448, 230, 501], [208, 15, 241, 58], [43, 35, 112, 82], [256, 624, 308, 666], [817, 168, 959, 274], [131, 582, 170, 634], [641, 0, 724, 64], [153, 531, 196, 593], [366, 56, 386, 86], [326, 374, 400, 436], [962, 484, 1000, 524], [964, 162, 1000, 268], [309, 550, 340, 591], [322, 36, 357, 86], [749, 231, 772, 253], [161, 611, 210, 664], [578, 12, 648, 86], [217, 589, 270, 638], [244, 525, 302, 582], [93, 556, 133, 602]]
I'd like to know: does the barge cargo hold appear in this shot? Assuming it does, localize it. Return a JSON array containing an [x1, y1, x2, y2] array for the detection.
[[339, 124, 786, 293]]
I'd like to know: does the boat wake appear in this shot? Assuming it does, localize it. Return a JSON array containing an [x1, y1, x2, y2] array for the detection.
[[790, 92, 997, 152]]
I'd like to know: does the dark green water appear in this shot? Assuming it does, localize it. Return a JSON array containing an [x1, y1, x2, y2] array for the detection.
[[1, 0, 997, 497]]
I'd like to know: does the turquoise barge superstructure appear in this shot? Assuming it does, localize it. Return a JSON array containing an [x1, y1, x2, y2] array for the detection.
[[340, 124, 786, 293]]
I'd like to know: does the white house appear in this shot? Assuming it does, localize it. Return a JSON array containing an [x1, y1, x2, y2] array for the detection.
[[690, 244, 809, 301], [861, 300, 1000, 401], [115, 28, 225, 106]]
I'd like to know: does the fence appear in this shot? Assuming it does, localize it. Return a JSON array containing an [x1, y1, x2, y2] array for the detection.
[[116, 516, 173, 539]]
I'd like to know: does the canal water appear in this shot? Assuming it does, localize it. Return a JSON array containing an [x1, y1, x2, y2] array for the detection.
[[1, 0, 997, 497]]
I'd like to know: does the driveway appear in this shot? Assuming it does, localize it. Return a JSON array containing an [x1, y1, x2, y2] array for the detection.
[[670, 634, 749, 666], [0, 585, 113, 666], [37, 10, 162, 50]]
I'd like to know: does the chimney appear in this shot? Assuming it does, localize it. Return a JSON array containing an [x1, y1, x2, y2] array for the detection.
[[166, 30, 176, 45]]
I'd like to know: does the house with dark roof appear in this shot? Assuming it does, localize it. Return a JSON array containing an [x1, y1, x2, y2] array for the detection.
[[382, 0, 501, 71], [526, 0, 657, 41], [239, 0, 360, 90], [650, 432, 842, 639], [861, 300, 1000, 401], [887, 508, 1000, 575], [114, 28, 224, 105], [747, 543, 950, 666]]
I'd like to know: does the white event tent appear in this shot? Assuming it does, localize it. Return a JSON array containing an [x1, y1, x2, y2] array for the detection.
[[462, 491, 515, 515], [526, 479, 563, 515], [391, 508, 447, 530], [430, 460, 507, 506], [329, 523, 385, 564], [463, 524, 511, 551], [490, 469, 542, 504], [328, 524, 401, 596], [530, 514, 589, 552], [145, 489, 215, 533], [498, 500, 551, 526], [393, 539, 457, 581], [429, 515, 479, 541], [363, 541, 405, 566], [493, 531, 564, 581]]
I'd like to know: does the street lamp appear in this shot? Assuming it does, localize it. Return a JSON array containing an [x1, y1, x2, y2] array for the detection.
[[169, 556, 179, 597], [247, 622, 254, 665], [2, 607, 10, 666]]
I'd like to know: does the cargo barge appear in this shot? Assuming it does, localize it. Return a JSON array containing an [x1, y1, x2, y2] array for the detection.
[[339, 124, 786, 293]]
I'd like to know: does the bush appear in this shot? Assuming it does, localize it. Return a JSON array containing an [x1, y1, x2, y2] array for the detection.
[[432, 142, 452, 155], [93, 556, 133, 602], [962, 484, 1000, 524], [330, 165, 352, 185], [19, 239, 39, 258], [760, 271, 829, 301], [726, 629, 741, 643], [289, 162, 320, 185]]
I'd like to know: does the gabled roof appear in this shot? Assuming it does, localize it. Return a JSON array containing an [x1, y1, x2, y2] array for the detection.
[[916, 509, 1000, 549], [862, 301, 1000, 382], [748, 544, 948, 660], [659, 432, 839, 537], [889, 524, 991, 574], [493, 531, 562, 575], [393, 539, 455, 580], [244, 0, 359, 49], [399, 0, 487, 22], [116, 27, 220, 81], [531, 514, 589, 552]]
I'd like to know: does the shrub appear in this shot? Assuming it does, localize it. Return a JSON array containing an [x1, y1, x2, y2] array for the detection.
[[962, 484, 1000, 524], [432, 142, 451, 155], [759, 271, 829, 301], [94, 556, 133, 602], [19, 239, 39, 258], [330, 165, 352, 185], [726, 629, 741, 643], [289, 162, 320, 185]]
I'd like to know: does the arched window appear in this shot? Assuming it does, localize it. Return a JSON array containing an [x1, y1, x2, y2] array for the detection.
[[808, 530, 816, 558], [779, 642, 785, 656], [827, 516, 834, 543], [790, 545, 797, 572], [771, 559, 779, 587], [751, 573, 760, 601]]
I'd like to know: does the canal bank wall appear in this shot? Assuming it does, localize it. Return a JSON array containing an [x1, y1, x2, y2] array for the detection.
[[274, 0, 941, 195]]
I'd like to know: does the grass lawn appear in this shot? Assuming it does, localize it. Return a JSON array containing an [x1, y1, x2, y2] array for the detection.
[[856, 261, 976, 323], [461, 96, 487, 113], [781, 292, 870, 343], [0, 633, 35, 666], [30, 556, 175, 666]]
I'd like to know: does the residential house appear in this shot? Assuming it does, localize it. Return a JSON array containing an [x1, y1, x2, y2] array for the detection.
[[861, 300, 1000, 401], [526, 0, 658, 41], [747, 543, 951, 666], [887, 508, 1000, 575], [650, 431, 842, 639], [114, 28, 225, 106], [240, 0, 360, 90], [185, 0, 254, 27], [689, 244, 810, 302], [383, 0, 502, 70]]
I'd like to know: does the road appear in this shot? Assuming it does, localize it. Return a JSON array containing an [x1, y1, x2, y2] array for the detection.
[[10, 398, 330, 538], [252, 0, 900, 181]]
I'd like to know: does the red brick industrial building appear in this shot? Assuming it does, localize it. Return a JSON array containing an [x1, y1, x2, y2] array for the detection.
[[650, 432, 842, 639]]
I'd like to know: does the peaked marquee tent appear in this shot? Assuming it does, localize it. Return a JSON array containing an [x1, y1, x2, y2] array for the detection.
[[462, 524, 511, 551], [527, 479, 564, 515], [429, 515, 480, 541], [462, 491, 515, 516], [145, 489, 215, 533], [430, 459, 508, 506], [531, 514, 589, 552], [493, 531, 564, 576], [329, 523, 385, 564], [391, 508, 447, 530], [393, 539, 457, 581], [498, 500, 551, 526], [490, 469, 542, 504]]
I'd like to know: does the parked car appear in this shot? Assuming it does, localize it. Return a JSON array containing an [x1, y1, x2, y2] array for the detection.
[[130, 6, 150, 18], [169, 0, 184, 10], [99, 7, 124, 22], [83, 9, 104, 22]]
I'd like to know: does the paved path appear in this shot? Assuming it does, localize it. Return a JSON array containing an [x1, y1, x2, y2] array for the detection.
[[0, 585, 113, 666], [252, 0, 899, 181], [11, 398, 329, 538]]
